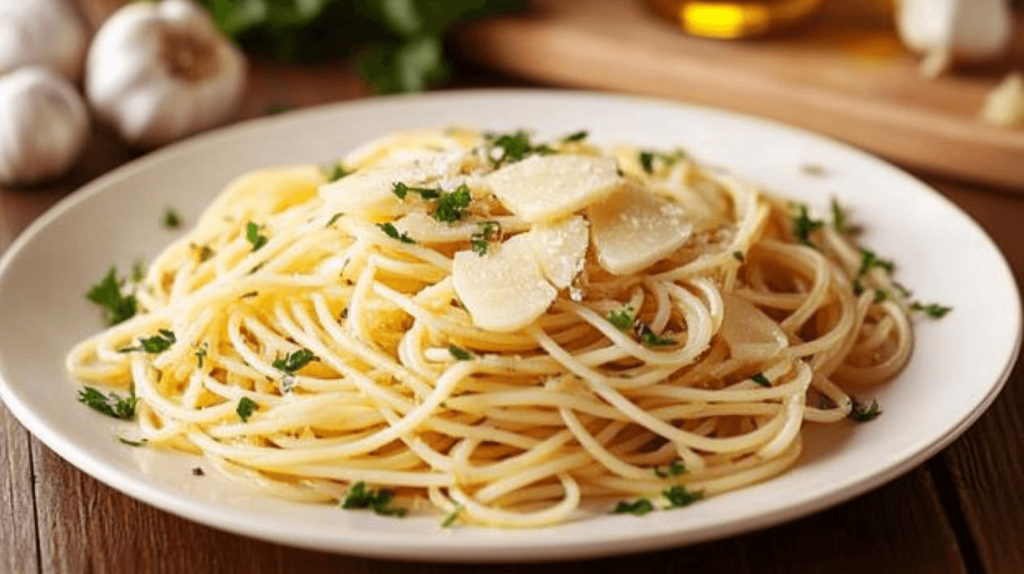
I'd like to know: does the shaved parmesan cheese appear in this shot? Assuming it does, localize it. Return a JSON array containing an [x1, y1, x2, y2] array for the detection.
[[527, 216, 589, 289], [452, 234, 557, 332], [720, 293, 788, 362], [589, 186, 693, 275], [394, 213, 479, 243], [483, 154, 623, 222], [318, 153, 462, 218]]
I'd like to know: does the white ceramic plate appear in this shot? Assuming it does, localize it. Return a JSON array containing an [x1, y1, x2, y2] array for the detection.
[[0, 90, 1019, 562]]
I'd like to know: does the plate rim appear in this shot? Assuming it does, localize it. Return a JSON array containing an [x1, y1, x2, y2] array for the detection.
[[0, 88, 1020, 562]]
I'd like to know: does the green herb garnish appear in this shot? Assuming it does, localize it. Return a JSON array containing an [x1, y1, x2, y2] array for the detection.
[[441, 505, 463, 527], [638, 149, 687, 174], [562, 130, 588, 143], [611, 498, 654, 516], [853, 249, 894, 295], [485, 130, 556, 167], [791, 203, 824, 247], [195, 343, 209, 368], [326, 213, 344, 228], [751, 372, 771, 387], [78, 385, 138, 420], [432, 184, 472, 223], [653, 460, 686, 478], [448, 345, 473, 361], [639, 326, 675, 346], [732, 250, 745, 262], [606, 306, 635, 330], [163, 208, 182, 229], [470, 221, 500, 256], [323, 162, 353, 182], [118, 437, 148, 447], [848, 397, 882, 422], [273, 348, 316, 374], [392, 182, 441, 200], [86, 267, 138, 326], [237, 397, 259, 422], [663, 485, 703, 508], [377, 222, 415, 244], [246, 221, 268, 251], [909, 302, 952, 318], [120, 329, 176, 354], [131, 260, 145, 283], [341, 481, 407, 517], [830, 198, 860, 236]]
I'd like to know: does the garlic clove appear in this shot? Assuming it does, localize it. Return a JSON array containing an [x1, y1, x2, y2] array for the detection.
[[0, 0, 89, 81], [0, 67, 90, 186], [896, 0, 1013, 77], [589, 184, 694, 275], [85, 0, 247, 148], [452, 233, 558, 333]]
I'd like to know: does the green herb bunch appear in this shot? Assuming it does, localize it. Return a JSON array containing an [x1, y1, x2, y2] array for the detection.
[[197, 0, 528, 93]]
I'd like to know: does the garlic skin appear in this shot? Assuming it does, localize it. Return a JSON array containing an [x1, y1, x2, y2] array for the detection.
[[896, 0, 1013, 78], [0, 0, 89, 80], [0, 67, 90, 187], [85, 0, 247, 148]]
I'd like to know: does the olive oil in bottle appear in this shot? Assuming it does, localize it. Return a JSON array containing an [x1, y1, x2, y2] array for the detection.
[[645, 0, 825, 39]]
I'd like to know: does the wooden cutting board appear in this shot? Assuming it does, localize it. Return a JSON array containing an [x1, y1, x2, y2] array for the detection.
[[458, 0, 1024, 190]]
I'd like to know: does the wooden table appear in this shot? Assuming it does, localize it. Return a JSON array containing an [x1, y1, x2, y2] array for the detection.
[[2, 6, 1024, 574]]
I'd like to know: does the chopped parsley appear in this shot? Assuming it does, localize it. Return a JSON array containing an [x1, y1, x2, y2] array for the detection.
[[163, 208, 182, 229], [86, 267, 138, 326], [848, 397, 882, 422], [236, 397, 258, 422], [326, 212, 344, 228], [441, 505, 463, 527], [322, 162, 353, 182], [448, 345, 473, 361], [751, 372, 771, 387], [909, 302, 952, 318], [78, 385, 138, 420], [638, 324, 675, 346], [119, 329, 176, 354], [663, 485, 704, 508], [611, 498, 654, 516], [131, 260, 145, 283], [432, 184, 472, 223], [830, 198, 860, 236], [470, 221, 501, 256], [732, 250, 745, 262], [195, 343, 209, 368], [791, 203, 824, 247], [801, 163, 826, 176], [606, 306, 635, 330], [377, 222, 415, 244], [246, 221, 268, 251], [118, 437, 148, 447], [340, 481, 407, 517], [391, 182, 442, 200], [272, 348, 316, 374], [653, 460, 686, 478], [484, 130, 556, 167], [638, 149, 687, 174], [191, 243, 215, 262], [562, 130, 588, 143], [853, 249, 894, 295]]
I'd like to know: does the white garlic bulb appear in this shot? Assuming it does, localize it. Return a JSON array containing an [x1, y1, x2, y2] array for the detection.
[[896, 0, 1013, 78], [85, 0, 247, 148], [0, 67, 90, 187], [0, 0, 89, 80]]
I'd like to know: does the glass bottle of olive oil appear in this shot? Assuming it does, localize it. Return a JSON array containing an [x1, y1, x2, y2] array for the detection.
[[645, 0, 825, 39]]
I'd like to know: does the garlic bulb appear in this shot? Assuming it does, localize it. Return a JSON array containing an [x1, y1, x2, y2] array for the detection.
[[896, 0, 1013, 78], [981, 72, 1024, 129], [0, 0, 89, 80], [0, 67, 90, 187], [85, 0, 247, 148]]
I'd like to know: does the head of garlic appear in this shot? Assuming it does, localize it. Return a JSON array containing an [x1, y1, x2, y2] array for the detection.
[[85, 0, 247, 149], [0, 0, 89, 80], [0, 67, 90, 187], [896, 0, 1014, 78]]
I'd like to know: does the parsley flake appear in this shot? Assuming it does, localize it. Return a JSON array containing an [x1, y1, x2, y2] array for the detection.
[[732, 250, 745, 262], [663, 485, 704, 508], [638, 149, 687, 174], [118, 437, 148, 447], [377, 222, 415, 243], [791, 203, 824, 247], [470, 221, 500, 256], [606, 306, 635, 330], [612, 498, 654, 516], [432, 184, 472, 223], [909, 302, 952, 318], [120, 329, 176, 354], [653, 460, 686, 478], [392, 182, 442, 200], [448, 345, 473, 361], [322, 162, 353, 182], [485, 130, 557, 167], [78, 385, 138, 420], [163, 208, 182, 229], [246, 221, 268, 251], [195, 343, 209, 368], [848, 397, 882, 422], [562, 130, 588, 143], [86, 267, 138, 326], [237, 397, 258, 422], [326, 213, 344, 228], [131, 260, 145, 283], [751, 373, 771, 387], [639, 325, 675, 346], [341, 481, 407, 517], [441, 505, 463, 527], [830, 198, 860, 236], [273, 348, 316, 374]]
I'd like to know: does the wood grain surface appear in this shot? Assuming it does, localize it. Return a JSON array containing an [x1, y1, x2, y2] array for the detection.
[[457, 0, 1024, 191], [0, 0, 1022, 572]]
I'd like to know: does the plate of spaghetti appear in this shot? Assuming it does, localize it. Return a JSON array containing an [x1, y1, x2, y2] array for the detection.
[[0, 90, 1019, 561]]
